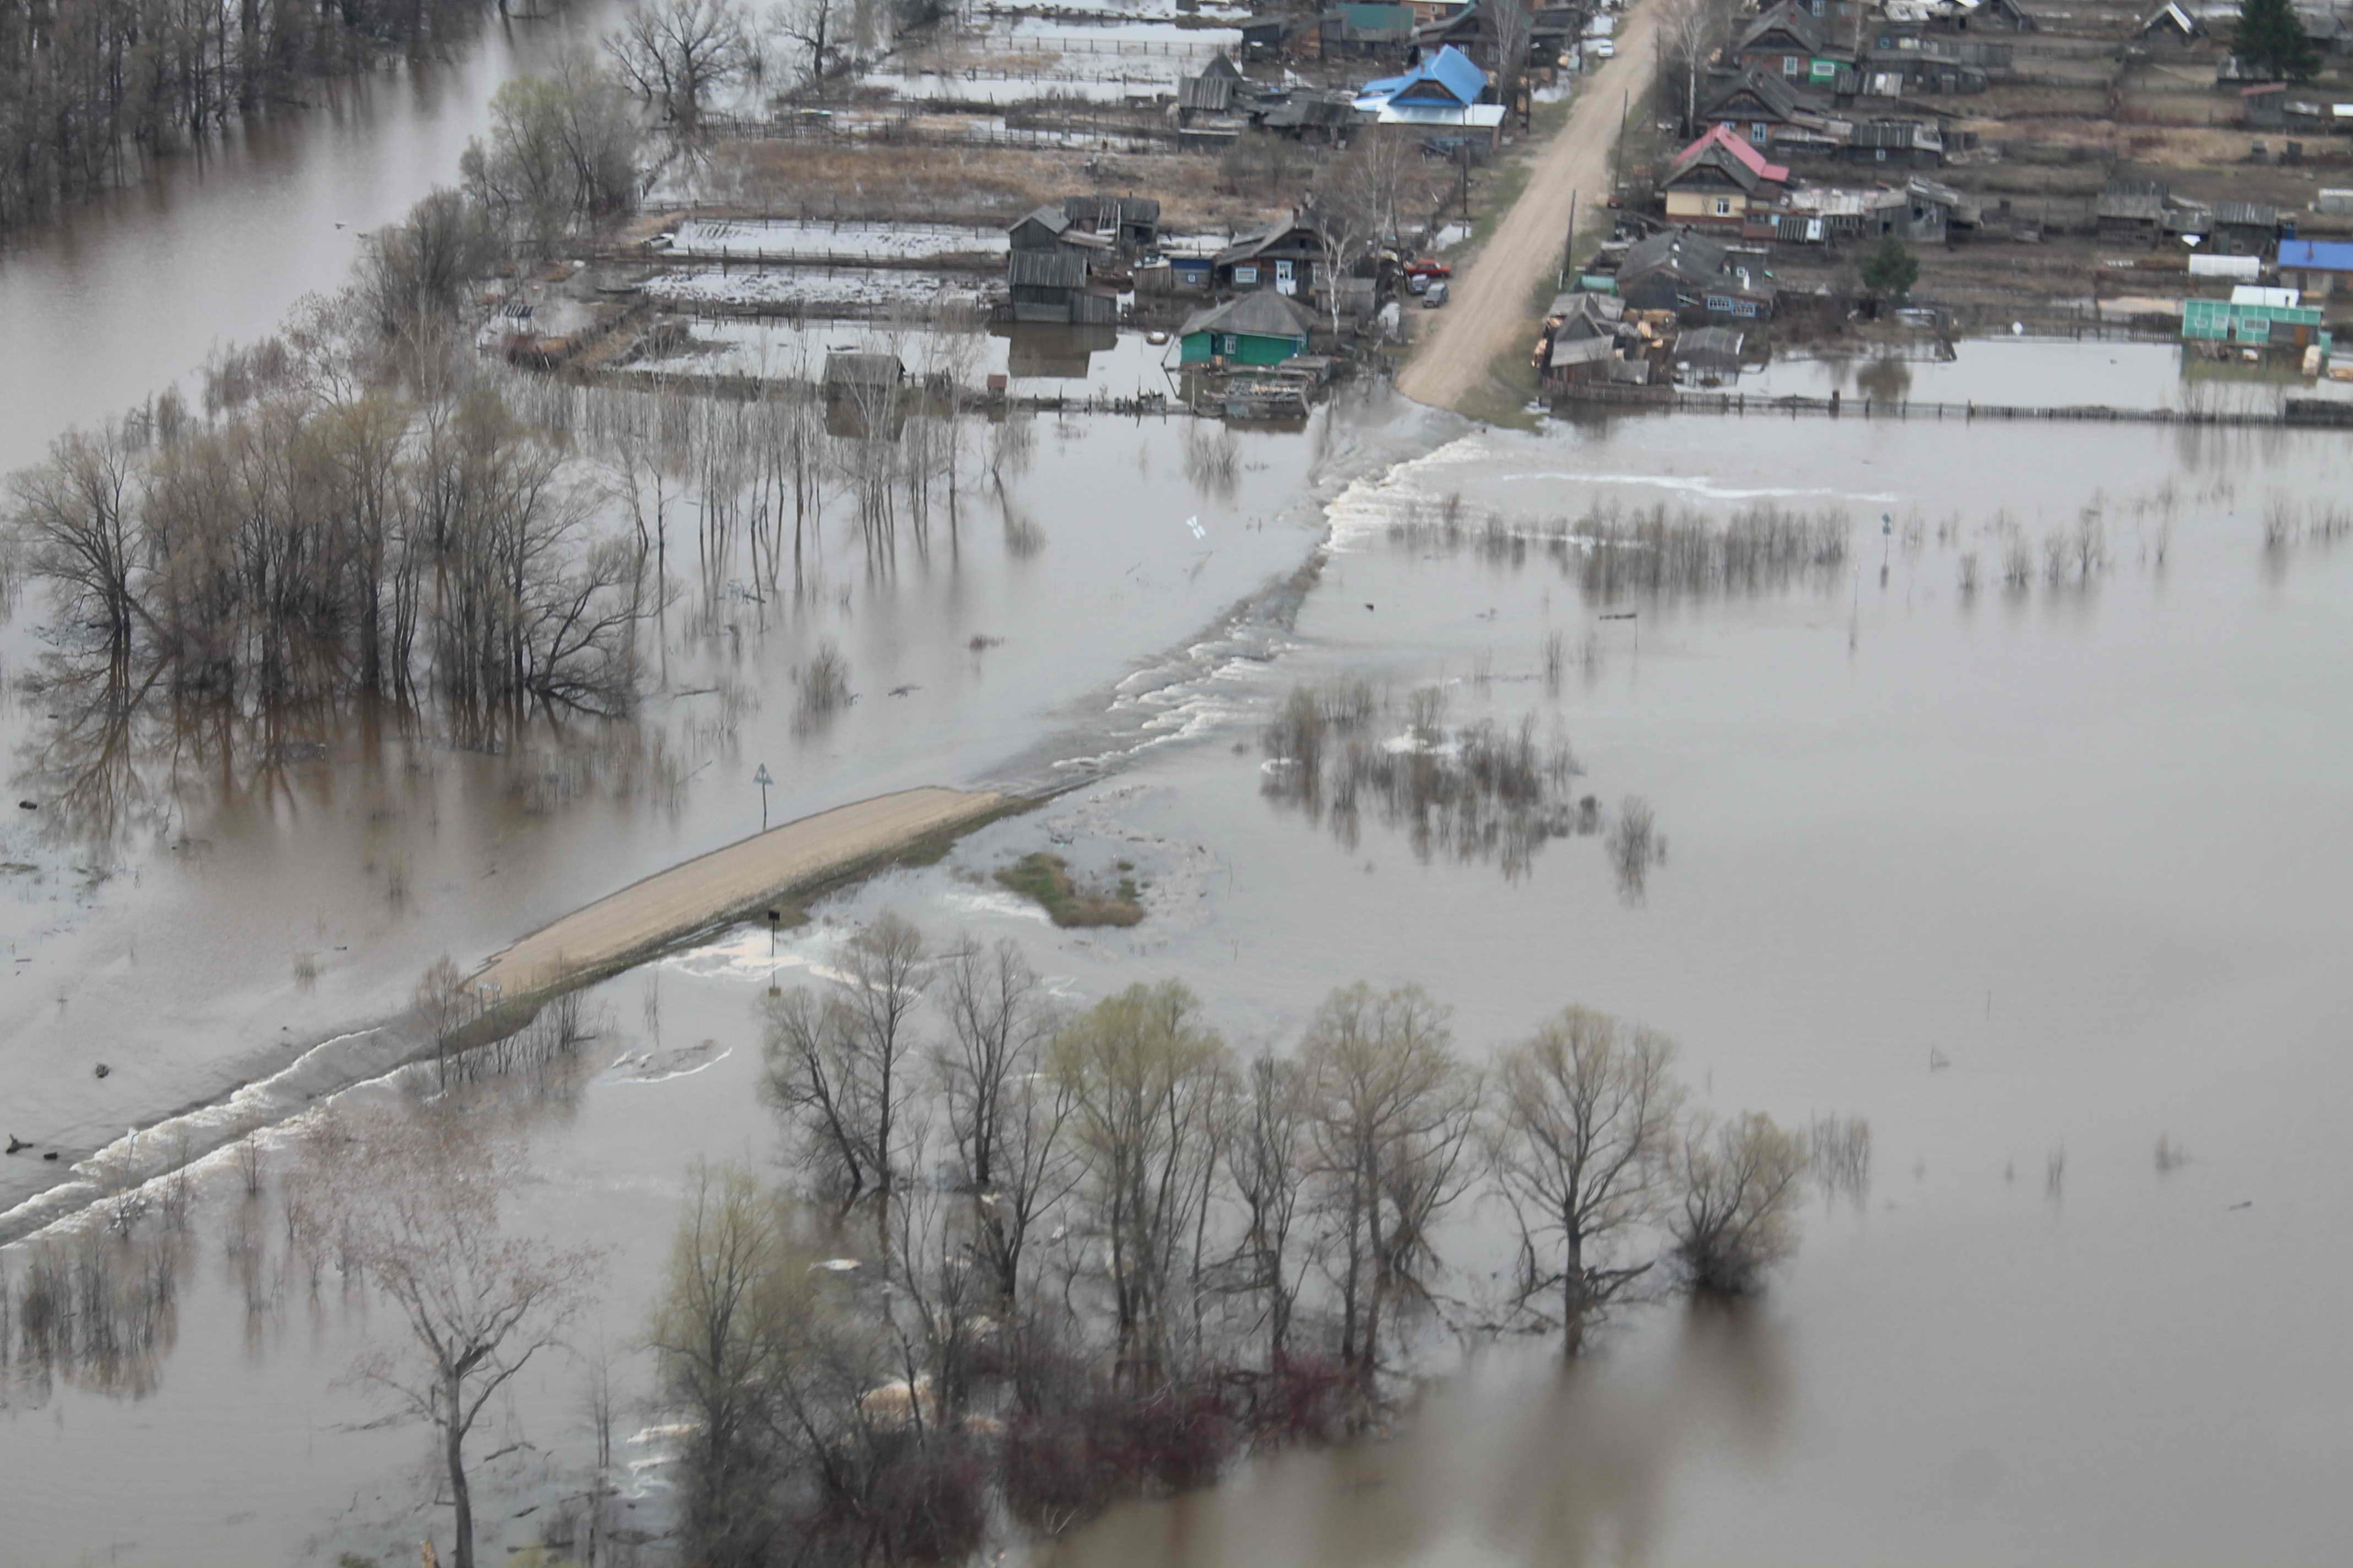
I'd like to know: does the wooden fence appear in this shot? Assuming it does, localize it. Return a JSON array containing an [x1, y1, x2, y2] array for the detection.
[[1552, 382, 2353, 427]]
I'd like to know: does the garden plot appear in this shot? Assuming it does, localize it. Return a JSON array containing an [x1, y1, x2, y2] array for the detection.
[[642, 267, 992, 314], [661, 218, 1008, 264]]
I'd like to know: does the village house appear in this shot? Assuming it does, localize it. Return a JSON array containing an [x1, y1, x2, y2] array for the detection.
[[1660, 125, 1792, 232], [2182, 288, 2329, 356], [1315, 2, 1415, 59], [1857, 32, 2005, 93], [2096, 179, 2168, 248], [2278, 238, 2353, 296], [1006, 204, 1115, 324], [2133, 1, 2206, 48], [1831, 118, 1946, 166], [1177, 290, 1318, 366], [1255, 94, 1359, 143], [1536, 290, 1637, 392], [1063, 195, 1161, 252], [1615, 226, 1779, 319], [1764, 182, 1907, 244], [1213, 213, 1331, 300], [1731, 1, 1857, 87], [2210, 199, 2282, 257], [1912, 0, 2038, 29], [1702, 70, 1849, 157], [1357, 43, 1490, 110]]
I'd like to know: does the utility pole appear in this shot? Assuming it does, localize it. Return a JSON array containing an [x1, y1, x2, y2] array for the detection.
[[1609, 86, 1629, 205], [1563, 187, 1579, 288]]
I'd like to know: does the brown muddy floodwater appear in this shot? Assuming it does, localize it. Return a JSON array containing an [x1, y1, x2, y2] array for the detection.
[[0, 0, 625, 480], [5, 290, 2351, 1565]]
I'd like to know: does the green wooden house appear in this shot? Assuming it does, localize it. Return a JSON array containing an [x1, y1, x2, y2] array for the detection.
[[1177, 291, 1316, 367]]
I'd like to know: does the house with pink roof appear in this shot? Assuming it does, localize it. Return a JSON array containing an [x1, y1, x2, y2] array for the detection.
[[1660, 124, 1793, 233]]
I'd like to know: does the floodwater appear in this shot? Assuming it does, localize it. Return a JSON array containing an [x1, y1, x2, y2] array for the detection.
[[0, 0, 627, 481], [9, 343, 2353, 1565]]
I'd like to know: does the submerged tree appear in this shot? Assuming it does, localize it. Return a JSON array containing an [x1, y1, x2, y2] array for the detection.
[[760, 913, 930, 1224], [933, 938, 1074, 1306], [1490, 1007, 1684, 1352], [648, 1161, 804, 1564], [605, 0, 760, 131], [1050, 982, 1233, 1389], [1300, 983, 1481, 1382], [1670, 1112, 1809, 1296], [305, 1103, 604, 1568]]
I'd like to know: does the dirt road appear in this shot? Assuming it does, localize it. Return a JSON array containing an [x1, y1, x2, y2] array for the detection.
[[1395, 6, 1662, 414], [471, 786, 1007, 999]]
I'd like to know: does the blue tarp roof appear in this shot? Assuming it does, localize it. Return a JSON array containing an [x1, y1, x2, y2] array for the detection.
[[2279, 239, 2353, 271], [1357, 44, 1487, 108]]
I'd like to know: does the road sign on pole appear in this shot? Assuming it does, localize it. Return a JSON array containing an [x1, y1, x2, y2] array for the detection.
[[754, 763, 774, 832]]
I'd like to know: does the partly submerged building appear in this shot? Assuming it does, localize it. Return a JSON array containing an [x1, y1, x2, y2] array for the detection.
[[1177, 290, 1318, 366]]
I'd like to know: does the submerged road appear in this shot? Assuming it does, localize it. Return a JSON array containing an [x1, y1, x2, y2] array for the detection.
[[1396, 0, 1662, 414], [471, 786, 1008, 1000]]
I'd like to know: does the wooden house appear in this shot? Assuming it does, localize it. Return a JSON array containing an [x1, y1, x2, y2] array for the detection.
[[1732, 1, 1855, 87], [1832, 118, 1946, 166], [1703, 70, 1849, 157], [1317, 2, 1415, 58], [1616, 227, 1778, 319], [1214, 214, 1331, 299], [1661, 125, 1792, 231], [1178, 291, 1317, 366], [2211, 199, 2281, 256], [2097, 180, 2167, 247]]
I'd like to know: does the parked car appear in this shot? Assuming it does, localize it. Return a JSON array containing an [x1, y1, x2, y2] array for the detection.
[[1586, 37, 1616, 58], [1422, 281, 1449, 309], [1404, 258, 1453, 280]]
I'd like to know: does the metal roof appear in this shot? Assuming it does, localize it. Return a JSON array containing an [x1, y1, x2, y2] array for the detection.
[[2280, 238, 2353, 270], [1179, 290, 1319, 340], [1007, 249, 1090, 289]]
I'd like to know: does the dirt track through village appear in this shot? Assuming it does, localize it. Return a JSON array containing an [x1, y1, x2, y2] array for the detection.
[[1396, 0, 1663, 413], [471, 786, 1008, 1000]]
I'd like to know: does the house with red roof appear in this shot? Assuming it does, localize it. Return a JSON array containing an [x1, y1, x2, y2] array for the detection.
[[1660, 124, 1792, 233]]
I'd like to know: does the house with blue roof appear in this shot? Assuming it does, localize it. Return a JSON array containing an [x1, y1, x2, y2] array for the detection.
[[2279, 239, 2353, 298], [1354, 44, 1489, 113]]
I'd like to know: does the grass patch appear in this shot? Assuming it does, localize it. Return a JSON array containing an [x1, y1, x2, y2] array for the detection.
[[995, 853, 1145, 928]]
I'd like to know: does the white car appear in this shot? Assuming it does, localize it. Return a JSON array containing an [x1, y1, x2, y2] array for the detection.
[[1587, 38, 1616, 58]]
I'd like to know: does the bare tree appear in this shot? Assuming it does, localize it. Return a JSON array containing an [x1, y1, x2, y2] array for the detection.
[[1222, 1049, 1312, 1366], [1311, 138, 1443, 335], [605, 0, 758, 132], [1490, 0, 1535, 108], [1670, 1112, 1809, 1296], [1659, 0, 1726, 136], [1300, 983, 1481, 1382], [308, 1103, 604, 1568], [933, 938, 1074, 1305], [773, 0, 843, 89], [1489, 1007, 1684, 1353], [1049, 982, 1232, 1389], [760, 914, 929, 1232]]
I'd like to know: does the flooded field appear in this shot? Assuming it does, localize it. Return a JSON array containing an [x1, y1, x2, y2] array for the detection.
[[0, 380, 1426, 1242], [1745, 337, 2353, 413], [7, 340, 2353, 1564]]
